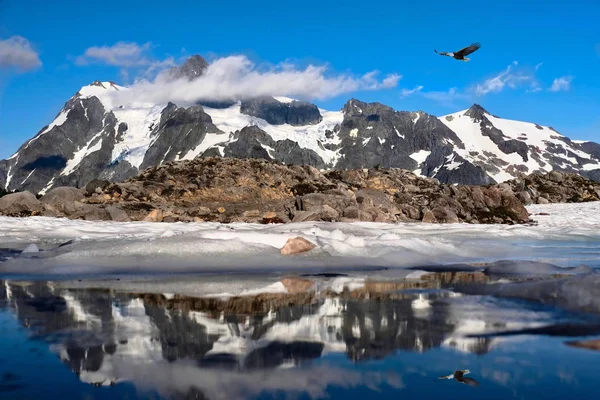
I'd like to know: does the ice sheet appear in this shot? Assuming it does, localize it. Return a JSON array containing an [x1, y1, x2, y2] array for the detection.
[[0, 202, 599, 276]]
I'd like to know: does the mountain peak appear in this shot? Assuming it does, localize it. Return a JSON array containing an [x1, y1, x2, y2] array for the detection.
[[464, 103, 489, 121], [168, 55, 209, 81], [75, 81, 122, 99]]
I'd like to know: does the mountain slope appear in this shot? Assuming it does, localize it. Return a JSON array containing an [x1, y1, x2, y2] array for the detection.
[[439, 105, 600, 182], [2, 55, 600, 195]]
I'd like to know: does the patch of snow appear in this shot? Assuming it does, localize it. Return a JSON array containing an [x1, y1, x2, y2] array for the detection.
[[110, 104, 166, 168], [179, 132, 230, 161], [274, 96, 295, 103], [202, 103, 343, 167], [38, 176, 56, 196], [80, 100, 89, 120], [362, 137, 371, 146], [582, 163, 600, 171], [412, 112, 421, 124], [394, 127, 405, 139], [61, 131, 104, 177], [409, 150, 431, 164], [20, 169, 36, 185], [445, 154, 463, 171], [261, 143, 277, 159], [27, 108, 70, 147], [349, 128, 359, 138]]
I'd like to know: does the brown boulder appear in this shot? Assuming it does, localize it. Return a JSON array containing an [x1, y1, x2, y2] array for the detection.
[[40, 186, 85, 215], [69, 204, 111, 221], [421, 209, 437, 223], [143, 209, 164, 222], [0, 191, 44, 217], [243, 210, 261, 217], [106, 206, 131, 222], [292, 205, 339, 222], [280, 236, 316, 255], [432, 206, 460, 223], [298, 193, 355, 212]]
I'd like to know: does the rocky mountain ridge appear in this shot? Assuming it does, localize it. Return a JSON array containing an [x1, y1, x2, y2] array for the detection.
[[2, 55, 600, 196], [2, 157, 599, 225]]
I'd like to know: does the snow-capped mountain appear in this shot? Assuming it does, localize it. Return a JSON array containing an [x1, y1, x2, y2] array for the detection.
[[2, 55, 600, 195]]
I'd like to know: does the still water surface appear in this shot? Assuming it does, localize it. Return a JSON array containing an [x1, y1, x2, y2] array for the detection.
[[1, 279, 599, 400]]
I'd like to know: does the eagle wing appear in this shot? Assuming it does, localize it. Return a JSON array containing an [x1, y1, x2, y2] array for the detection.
[[460, 377, 480, 387], [455, 42, 481, 57], [434, 49, 450, 56]]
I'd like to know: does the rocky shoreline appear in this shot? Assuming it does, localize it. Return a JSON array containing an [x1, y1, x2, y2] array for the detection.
[[1, 157, 599, 225]]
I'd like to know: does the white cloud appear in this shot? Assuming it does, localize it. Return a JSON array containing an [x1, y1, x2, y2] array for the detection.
[[109, 54, 401, 105], [0, 35, 42, 72], [549, 75, 573, 92], [400, 85, 423, 97], [75, 41, 153, 67], [102, 357, 404, 400], [535, 62, 543, 70], [473, 61, 535, 96], [75, 41, 178, 83]]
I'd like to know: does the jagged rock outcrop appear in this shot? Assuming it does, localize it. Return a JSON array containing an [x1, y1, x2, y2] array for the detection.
[[240, 96, 322, 126], [332, 100, 495, 185], [139, 103, 224, 170], [502, 170, 600, 204], [167, 55, 209, 80], [222, 126, 327, 169], [0, 157, 539, 224], [3, 95, 119, 194]]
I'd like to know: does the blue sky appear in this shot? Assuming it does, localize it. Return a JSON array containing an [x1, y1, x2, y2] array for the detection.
[[0, 0, 599, 159]]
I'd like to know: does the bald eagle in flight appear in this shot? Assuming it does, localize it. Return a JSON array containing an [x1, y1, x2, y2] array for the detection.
[[435, 42, 481, 62], [437, 370, 479, 386]]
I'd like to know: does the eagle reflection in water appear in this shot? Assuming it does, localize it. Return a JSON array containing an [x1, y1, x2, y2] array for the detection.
[[436, 370, 479, 387]]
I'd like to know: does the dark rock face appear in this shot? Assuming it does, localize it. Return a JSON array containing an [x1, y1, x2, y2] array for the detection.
[[583, 169, 600, 183], [240, 96, 322, 126], [167, 55, 209, 81], [0, 160, 6, 191], [576, 141, 600, 160], [2, 96, 119, 194], [420, 145, 496, 186], [197, 100, 236, 109], [287, 100, 323, 126], [332, 99, 495, 186], [222, 126, 274, 161], [139, 104, 224, 170], [220, 126, 326, 169]]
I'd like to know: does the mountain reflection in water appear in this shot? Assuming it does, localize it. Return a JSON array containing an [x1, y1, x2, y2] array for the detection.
[[1, 279, 600, 400]]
